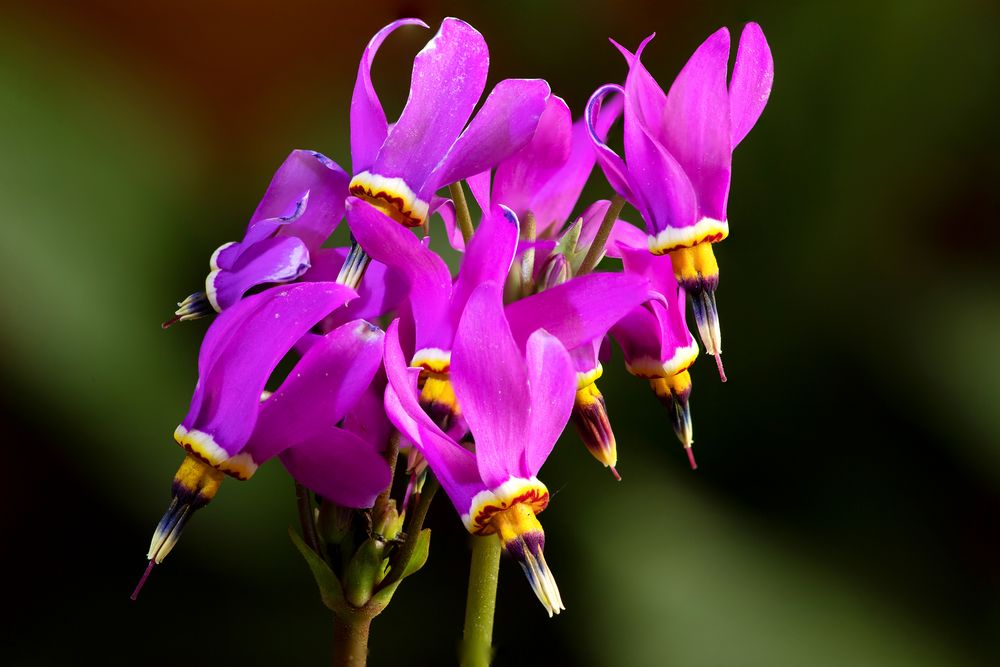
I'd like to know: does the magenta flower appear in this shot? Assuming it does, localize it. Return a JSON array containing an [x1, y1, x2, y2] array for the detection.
[[142, 282, 391, 587], [165, 150, 349, 326], [463, 94, 620, 243], [348, 18, 550, 228], [587, 24, 773, 377], [383, 282, 576, 616], [607, 223, 700, 467]]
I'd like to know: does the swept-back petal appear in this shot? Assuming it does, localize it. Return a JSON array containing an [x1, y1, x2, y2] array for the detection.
[[450, 206, 519, 327], [247, 150, 350, 251], [280, 428, 391, 508], [179, 283, 356, 460], [374, 18, 489, 195], [429, 78, 551, 195], [383, 320, 484, 513], [492, 94, 573, 219], [208, 236, 309, 311], [729, 22, 774, 149], [346, 197, 453, 351], [343, 370, 393, 451], [303, 247, 407, 329], [245, 319, 385, 462], [661, 27, 732, 220], [452, 282, 532, 488], [612, 35, 669, 139], [351, 19, 429, 173], [586, 84, 631, 200], [506, 273, 649, 351], [523, 330, 575, 476], [622, 94, 698, 235]]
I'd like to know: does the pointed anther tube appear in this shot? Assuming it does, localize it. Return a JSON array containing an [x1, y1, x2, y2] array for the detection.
[[668, 242, 725, 381], [649, 370, 696, 468], [490, 503, 564, 617], [133, 454, 225, 599]]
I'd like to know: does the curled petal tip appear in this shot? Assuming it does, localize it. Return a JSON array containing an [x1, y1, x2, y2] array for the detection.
[[130, 559, 156, 601], [686, 446, 698, 470], [714, 353, 727, 383]]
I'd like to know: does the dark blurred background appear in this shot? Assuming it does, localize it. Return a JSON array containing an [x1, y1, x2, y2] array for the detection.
[[2, 0, 998, 665]]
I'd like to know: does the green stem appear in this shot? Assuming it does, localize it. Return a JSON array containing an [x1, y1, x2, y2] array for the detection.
[[460, 534, 502, 667], [449, 182, 475, 244], [378, 476, 439, 591], [520, 211, 537, 297], [577, 194, 626, 275], [332, 612, 372, 667], [295, 481, 321, 555]]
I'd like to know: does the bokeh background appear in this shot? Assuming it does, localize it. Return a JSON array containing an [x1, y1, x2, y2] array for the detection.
[[3, 0, 999, 665]]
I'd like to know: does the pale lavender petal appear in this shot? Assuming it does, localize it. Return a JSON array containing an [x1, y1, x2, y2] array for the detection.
[[428, 78, 551, 196], [383, 320, 484, 513], [351, 19, 429, 173], [244, 319, 384, 462], [346, 198, 453, 352], [451, 282, 532, 488], [209, 236, 309, 311], [373, 18, 489, 195], [586, 84, 631, 200], [622, 95, 698, 234], [180, 283, 357, 457], [506, 273, 650, 352], [729, 22, 774, 149], [661, 27, 732, 220], [492, 95, 573, 219], [280, 428, 391, 508], [449, 206, 519, 328], [523, 330, 575, 477], [247, 150, 350, 251]]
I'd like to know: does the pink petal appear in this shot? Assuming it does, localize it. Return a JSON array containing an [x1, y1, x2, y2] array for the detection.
[[729, 22, 774, 149], [523, 330, 575, 476]]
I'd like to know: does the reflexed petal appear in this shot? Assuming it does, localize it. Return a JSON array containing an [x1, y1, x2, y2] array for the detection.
[[492, 95, 573, 219], [450, 206, 519, 327], [247, 150, 350, 251], [383, 321, 484, 513], [729, 22, 774, 149], [611, 35, 668, 139], [465, 170, 492, 215], [586, 84, 632, 199], [429, 79, 551, 195], [622, 95, 698, 234], [346, 197, 453, 351], [208, 236, 309, 311], [430, 195, 466, 252], [351, 19, 429, 173], [605, 219, 648, 258], [280, 428, 391, 508], [452, 282, 532, 488], [374, 18, 489, 194], [245, 319, 385, 462], [661, 27, 732, 220], [343, 370, 393, 451], [303, 247, 407, 328], [180, 283, 357, 458], [529, 110, 614, 235], [506, 273, 650, 351], [523, 330, 575, 476]]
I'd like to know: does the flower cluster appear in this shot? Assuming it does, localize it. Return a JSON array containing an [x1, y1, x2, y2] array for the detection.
[[140, 17, 772, 624]]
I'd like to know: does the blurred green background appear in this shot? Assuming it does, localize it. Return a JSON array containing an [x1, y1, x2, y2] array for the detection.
[[2, 0, 998, 665]]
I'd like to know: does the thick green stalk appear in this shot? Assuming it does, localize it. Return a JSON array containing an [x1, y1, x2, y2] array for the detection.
[[449, 181, 475, 244], [332, 612, 372, 667], [577, 194, 626, 275], [460, 535, 502, 667]]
